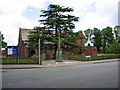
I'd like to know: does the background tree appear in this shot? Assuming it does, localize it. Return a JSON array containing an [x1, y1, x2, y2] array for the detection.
[[101, 26, 114, 53], [84, 29, 93, 38], [0, 33, 7, 48], [26, 26, 54, 54], [62, 31, 84, 54], [92, 28, 102, 53], [114, 25, 120, 42], [105, 41, 120, 54]]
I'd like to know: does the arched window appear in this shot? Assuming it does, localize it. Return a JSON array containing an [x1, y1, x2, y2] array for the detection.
[[30, 50, 35, 57]]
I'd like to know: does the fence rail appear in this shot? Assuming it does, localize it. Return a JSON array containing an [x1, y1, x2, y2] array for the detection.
[[63, 54, 120, 61], [86, 55, 120, 61], [0, 55, 120, 64], [0, 58, 39, 64]]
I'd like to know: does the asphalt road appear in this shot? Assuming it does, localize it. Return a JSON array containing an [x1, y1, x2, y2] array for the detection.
[[2, 61, 119, 88]]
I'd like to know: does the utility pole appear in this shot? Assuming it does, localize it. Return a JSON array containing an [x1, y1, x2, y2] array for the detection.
[[39, 38, 42, 65]]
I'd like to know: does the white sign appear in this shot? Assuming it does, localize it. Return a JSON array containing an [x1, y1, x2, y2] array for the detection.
[[86, 56, 91, 58], [7, 48, 12, 55]]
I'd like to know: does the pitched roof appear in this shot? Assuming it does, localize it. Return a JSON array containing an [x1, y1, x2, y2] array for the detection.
[[19, 28, 33, 41]]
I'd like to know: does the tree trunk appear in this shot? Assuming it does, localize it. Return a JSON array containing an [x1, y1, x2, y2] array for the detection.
[[54, 25, 58, 59]]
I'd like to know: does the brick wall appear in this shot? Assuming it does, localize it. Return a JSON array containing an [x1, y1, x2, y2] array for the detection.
[[84, 46, 97, 56]]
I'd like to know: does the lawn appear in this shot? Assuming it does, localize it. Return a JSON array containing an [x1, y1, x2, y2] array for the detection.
[[0, 56, 6, 58], [97, 53, 120, 56]]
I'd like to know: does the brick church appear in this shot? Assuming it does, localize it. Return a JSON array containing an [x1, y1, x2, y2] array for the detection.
[[18, 28, 97, 58]]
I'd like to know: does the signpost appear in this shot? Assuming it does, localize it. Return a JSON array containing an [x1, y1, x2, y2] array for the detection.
[[86, 56, 91, 61]]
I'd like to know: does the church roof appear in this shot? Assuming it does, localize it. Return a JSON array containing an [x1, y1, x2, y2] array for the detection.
[[19, 28, 33, 41]]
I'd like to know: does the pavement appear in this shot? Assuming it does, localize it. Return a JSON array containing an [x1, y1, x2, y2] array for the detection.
[[0, 58, 119, 69]]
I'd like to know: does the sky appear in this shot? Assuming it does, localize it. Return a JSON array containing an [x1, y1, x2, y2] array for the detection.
[[0, 0, 119, 46]]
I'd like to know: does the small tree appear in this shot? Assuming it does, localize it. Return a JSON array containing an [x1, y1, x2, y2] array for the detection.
[[92, 28, 102, 53], [101, 26, 114, 53], [105, 41, 120, 54], [0, 33, 7, 48], [84, 29, 93, 38], [26, 26, 54, 54], [114, 25, 120, 42]]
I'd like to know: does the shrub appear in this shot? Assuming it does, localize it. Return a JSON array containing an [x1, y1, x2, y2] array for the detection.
[[63, 54, 86, 61]]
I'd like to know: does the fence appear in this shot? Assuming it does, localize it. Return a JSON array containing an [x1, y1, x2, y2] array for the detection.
[[0, 55, 120, 64], [85, 55, 120, 61], [63, 54, 120, 61], [0, 57, 39, 64]]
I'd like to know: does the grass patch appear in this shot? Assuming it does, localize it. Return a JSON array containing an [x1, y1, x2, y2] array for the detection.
[[97, 54, 120, 56], [0, 56, 6, 58]]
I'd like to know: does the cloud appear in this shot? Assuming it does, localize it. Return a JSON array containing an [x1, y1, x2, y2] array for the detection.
[[0, 0, 119, 45], [0, 0, 47, 45]]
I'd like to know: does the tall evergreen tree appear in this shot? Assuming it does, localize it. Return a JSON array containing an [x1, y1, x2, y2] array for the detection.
[[39, 4, 79, 58]]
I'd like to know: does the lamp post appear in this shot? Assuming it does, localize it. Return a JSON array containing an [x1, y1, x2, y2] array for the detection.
[[56, 31, 63, 62]]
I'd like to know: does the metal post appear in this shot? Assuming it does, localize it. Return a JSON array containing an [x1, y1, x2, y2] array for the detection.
[[39, 38, 42, 65]]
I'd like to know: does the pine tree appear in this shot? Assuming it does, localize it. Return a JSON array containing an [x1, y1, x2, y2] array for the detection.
[[39, 4, 79, 58]]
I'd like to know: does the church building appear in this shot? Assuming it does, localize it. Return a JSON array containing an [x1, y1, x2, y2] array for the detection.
[[18, 28, 97, 58]]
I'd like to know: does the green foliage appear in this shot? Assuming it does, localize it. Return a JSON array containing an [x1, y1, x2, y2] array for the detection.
[[27, 4, 82, 54], [62, 31, 84, 52], [26, 26, 54, 48], [63, 54, 86, 61], [39, 4, 79, 47], [84, 26, 119, 54], [101, 26, 114, 53], [105, 41, 120, 54], [63, 54, 119, 61], [84, 28, 93, 38], [39, 4, 79, 32], [0, 33, 7, 48], [1, 58, 38, 64], [114, 25, 120, 42], [92, 28, 102, 52]]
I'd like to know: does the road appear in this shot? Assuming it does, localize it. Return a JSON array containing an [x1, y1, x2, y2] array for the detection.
[[2, 61, 118, 88]]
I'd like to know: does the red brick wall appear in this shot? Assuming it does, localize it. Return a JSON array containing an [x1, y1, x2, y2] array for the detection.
[[18, 41, 25, 57], [76, 32, 87, 46], [76, 39, 87, 46], [84, 46, 97, 56], [45, 50, 55, 56]]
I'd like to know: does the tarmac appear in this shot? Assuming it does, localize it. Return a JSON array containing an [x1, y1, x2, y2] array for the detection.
[[0, 58, 119, 69]]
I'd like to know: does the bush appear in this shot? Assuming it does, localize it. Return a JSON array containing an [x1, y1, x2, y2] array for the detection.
[[63, 54, 86, 61], [63, 54, 120, 61], [40, 53, 45, 61]]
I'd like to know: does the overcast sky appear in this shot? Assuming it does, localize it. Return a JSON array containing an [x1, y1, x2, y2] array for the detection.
[[0, 0, 119, 46]]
